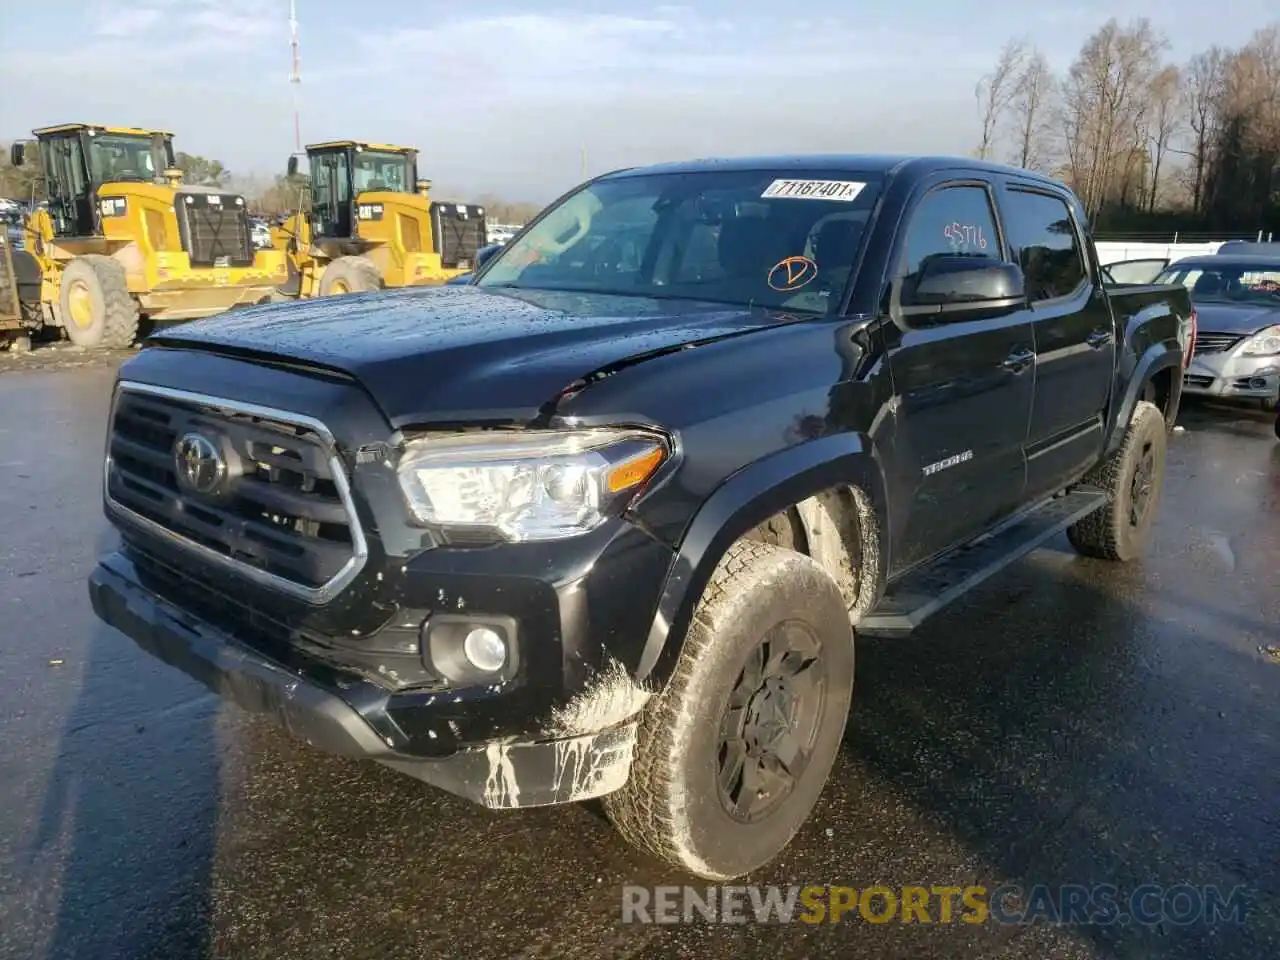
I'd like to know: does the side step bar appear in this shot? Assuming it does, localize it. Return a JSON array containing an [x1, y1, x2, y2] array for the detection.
[[858, 488, 1108, 638]]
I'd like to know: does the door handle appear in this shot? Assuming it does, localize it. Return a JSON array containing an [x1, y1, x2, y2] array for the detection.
[[1086, 329, 1112, 348], [1002, 348, 1035, 373]]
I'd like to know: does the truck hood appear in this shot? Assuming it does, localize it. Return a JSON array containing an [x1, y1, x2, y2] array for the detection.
[[1191, 302, 1280, 336], [148, 285, 806, 427]]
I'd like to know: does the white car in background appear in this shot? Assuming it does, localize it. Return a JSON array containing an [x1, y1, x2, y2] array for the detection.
[[486, 225, 520, 246], [248, 217, 273, 250]]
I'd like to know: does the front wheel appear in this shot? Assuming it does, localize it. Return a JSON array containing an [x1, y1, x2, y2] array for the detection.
[[604, 539, 855, 879], [1067, 399, 1167, 561]]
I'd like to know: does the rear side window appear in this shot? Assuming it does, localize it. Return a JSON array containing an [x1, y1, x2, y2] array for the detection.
[[899, 184, 1000, 280], [1003, 189, 1087, 301]]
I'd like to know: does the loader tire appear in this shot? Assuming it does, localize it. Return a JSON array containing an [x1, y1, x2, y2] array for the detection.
[[58, 255, 139, 349], [318, 256, 382, 297], [1067, 399, 1167, 562], [604, 539, 855, 880]]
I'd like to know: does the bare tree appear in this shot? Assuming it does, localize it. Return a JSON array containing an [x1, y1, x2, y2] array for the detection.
[[1058, 18, 1168, 217], [1009, 50, 1055, 170], [1183, 47, 1227, 212], [975, 39, 1028, 160], [1146, 65, 1184, 211], [1203, 25, 1280, 226]]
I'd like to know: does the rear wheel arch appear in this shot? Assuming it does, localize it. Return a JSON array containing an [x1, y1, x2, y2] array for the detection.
[[1142, 364, 1180, 428], [1109, 342, 1183, 452]]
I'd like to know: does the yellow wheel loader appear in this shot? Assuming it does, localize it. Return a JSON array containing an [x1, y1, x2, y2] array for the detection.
[[272, 141, 486, 298], [7, 123, 288, 349]]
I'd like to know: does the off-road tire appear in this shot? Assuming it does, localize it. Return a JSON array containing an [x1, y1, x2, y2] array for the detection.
[[1067, 399, 1167, 562], [318, 256, 382, 297], [58, 255, 139, 349], [604, 539, 855, 880]]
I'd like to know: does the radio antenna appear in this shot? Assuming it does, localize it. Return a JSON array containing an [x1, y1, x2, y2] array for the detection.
[[288, 0, 302, 153]]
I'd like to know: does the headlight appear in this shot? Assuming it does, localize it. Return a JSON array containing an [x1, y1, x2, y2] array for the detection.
[[396, 428, 669, 542], [1241, 325, 1280, 357]]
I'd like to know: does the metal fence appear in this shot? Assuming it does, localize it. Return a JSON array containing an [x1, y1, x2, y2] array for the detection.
[[1094, 230, 1276, 243]]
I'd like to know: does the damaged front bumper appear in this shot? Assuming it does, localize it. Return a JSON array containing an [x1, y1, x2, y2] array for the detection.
[[88, 555, 640, 809]]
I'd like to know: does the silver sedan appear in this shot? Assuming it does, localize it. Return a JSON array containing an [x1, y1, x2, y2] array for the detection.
[[1152, 255, 1280, 411]]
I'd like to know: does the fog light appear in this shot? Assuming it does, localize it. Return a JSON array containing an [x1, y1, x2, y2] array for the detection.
[[423, 613, 519, 686], [463, 626, 507, 672], [1249, 377, 1268, 389]]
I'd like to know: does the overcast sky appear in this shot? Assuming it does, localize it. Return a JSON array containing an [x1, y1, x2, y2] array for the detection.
[[1, 0, 1274, 201]]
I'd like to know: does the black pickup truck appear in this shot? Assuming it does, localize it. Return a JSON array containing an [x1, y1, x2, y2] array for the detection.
[[88, 155, 1194, 880]]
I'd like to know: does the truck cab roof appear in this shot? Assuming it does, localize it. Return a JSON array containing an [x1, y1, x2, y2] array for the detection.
[[32, 123, 174, 138], [600, 153, 1066, 190]]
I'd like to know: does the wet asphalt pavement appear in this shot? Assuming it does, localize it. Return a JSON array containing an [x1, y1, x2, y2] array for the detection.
[[0, 356, 1277, 960]]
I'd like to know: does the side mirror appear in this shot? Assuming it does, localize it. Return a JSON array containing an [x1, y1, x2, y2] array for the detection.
[[287, 155, 299, 178], [475, 243, 502, 270], [900, 256, 1025, 321], [10, 142, 24, 167]]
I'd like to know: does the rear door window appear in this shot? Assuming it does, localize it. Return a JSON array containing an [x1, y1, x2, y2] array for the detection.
[[1002, 189, 1087, 302]]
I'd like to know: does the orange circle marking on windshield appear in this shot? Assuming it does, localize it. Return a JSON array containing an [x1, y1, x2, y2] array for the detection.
[[768, 256, 818, 291]]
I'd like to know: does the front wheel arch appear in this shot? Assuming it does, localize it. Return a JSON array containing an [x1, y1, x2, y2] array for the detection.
[[637, 436, 888, 689]]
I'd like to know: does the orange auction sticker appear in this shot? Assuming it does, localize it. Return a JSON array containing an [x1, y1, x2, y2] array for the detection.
[[768, 256, 818, 291]]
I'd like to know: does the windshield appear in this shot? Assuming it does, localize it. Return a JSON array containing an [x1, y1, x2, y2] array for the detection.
[[351, 150, 413, 193], [87, 133, 170, 184], [1155, 261, 1280, 305], [476, 170, 883, 314]]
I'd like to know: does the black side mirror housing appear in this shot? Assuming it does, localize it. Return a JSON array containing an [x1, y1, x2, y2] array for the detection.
[[10, 142, 24, 167], [286, 155, 299, 178], [900, 256, 1026, 321]]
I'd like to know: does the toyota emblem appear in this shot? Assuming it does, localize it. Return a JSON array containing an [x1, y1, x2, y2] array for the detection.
[[173, 432, 226, 494]]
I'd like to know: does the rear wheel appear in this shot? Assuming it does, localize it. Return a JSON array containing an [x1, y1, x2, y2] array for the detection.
[[317, 256, 382, 297], [58, 255, 139, 349], [604, 539, 855, 879], [1067, 399, 1167, 561]]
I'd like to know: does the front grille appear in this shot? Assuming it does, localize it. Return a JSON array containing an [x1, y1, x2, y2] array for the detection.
[[1192, 332, 1242, 356], [1183, 373, 1215, 388], [175, 191, 254, 267], [105, 382, 366, 603], [431, 202, 487, 269]]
